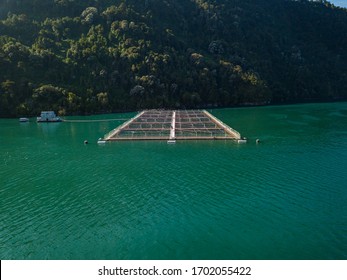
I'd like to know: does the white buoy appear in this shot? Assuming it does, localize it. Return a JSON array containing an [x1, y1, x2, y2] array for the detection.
[[97, 138, 106, 144], [237, 137, 247, 144], [84, 140, 88, 144]]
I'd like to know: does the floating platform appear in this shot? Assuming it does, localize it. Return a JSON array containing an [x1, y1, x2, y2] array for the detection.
[[101, 110, 242, 142]]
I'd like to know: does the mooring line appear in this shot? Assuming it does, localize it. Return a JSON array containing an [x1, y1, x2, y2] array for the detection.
[[62, 118, 128, 123]]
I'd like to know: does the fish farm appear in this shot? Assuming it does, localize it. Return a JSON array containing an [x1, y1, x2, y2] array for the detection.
[[101, 110, 242, 142]]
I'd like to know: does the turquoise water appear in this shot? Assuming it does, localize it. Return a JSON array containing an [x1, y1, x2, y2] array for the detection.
[[1, 103, 347, 260]]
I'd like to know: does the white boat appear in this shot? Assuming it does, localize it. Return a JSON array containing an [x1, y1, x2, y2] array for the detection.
[[167, 139, 176, 144], [37, 111, 62, 122], [19, 117, 29, 122]]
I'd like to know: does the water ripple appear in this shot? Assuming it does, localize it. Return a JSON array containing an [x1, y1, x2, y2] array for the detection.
[[1, 104, 347, 259]]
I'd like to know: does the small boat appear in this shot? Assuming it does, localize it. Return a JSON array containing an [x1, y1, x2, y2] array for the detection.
[[37, 111, 62, 122], [167, 139, 176, 144], [19, 117, 29, 122]]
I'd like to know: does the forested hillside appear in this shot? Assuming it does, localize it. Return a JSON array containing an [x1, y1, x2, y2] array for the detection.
[[1, 0, 347, 117]]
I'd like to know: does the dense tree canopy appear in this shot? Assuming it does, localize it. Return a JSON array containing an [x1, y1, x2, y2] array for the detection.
[[0, 0, 346, 116]]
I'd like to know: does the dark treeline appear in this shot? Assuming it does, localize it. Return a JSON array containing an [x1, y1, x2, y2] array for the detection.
[[0, 0, 346, 117]]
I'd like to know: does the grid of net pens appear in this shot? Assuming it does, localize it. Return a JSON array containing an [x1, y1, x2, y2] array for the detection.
[[175, 110, 228, 138], [116, 110, 172, 139], [108, 110, 232, 140]]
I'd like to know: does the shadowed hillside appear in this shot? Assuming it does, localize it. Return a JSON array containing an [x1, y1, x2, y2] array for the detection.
[[1, 0, 346, 116]]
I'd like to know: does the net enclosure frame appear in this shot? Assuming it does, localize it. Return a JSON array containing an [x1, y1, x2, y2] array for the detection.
[[103, 110, 241, 141]]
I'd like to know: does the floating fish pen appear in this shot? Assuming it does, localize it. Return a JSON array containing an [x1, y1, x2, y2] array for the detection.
[[101, 110, 242, 142]]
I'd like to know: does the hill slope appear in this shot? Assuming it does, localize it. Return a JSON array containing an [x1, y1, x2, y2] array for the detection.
[[1, 0, 347, 116]]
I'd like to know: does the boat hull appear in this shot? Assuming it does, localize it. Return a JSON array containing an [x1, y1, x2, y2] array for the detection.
[[37, 119, 62, 122]]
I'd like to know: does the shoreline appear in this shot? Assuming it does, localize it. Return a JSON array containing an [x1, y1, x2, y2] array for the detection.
[[1, 98, 346, 119]]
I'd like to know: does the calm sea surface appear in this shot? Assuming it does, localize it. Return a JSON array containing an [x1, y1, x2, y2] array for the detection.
[[1, 102, 347, 260]]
